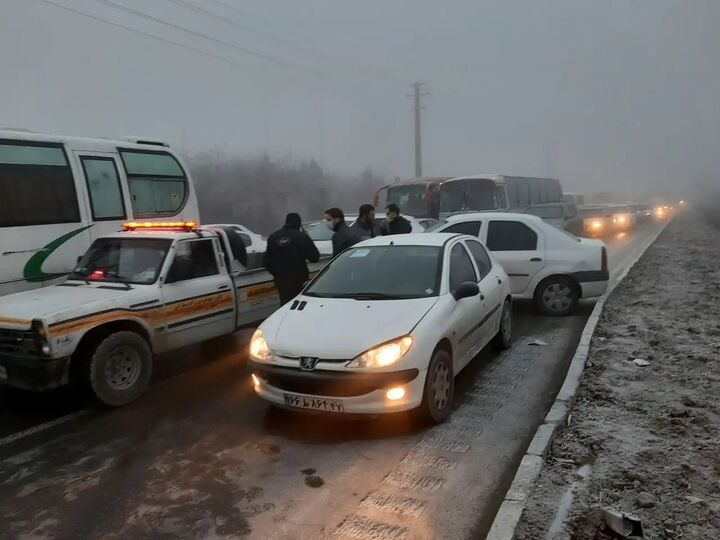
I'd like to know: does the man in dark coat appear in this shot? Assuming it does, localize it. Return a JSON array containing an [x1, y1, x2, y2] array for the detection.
[[264, 213, 320, 305], [382, 203, 413, 235], [351, 203, 381, 241], [325, 207, 361, 257]]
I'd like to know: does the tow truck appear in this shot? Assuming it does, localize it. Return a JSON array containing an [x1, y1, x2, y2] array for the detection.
[[0, 222, 325, 406]]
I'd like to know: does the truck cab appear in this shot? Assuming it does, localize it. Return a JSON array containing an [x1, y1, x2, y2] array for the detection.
[[0, 222, 323, 406]]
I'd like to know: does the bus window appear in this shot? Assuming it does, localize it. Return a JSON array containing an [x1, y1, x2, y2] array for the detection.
[[119, 150, 188, 217], [80, 156, 125, 220], [0, 140, 80, 227]]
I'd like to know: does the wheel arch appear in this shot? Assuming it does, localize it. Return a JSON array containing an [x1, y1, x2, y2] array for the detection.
[[73, 319, 153, 362], [533, 273, 581, 299]]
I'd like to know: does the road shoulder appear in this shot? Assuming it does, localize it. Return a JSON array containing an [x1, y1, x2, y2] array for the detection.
[[513, 209, 720, 539]]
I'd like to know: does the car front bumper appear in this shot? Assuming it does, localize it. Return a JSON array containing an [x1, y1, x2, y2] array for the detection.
[[250, 362, 425, 414], [0, 354, 71, 391]]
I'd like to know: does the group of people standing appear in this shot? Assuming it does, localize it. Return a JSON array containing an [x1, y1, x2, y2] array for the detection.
[[263, 203, 412, 304]]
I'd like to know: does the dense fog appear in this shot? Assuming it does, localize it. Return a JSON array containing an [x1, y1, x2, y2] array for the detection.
[[190, 153, 386, 233]]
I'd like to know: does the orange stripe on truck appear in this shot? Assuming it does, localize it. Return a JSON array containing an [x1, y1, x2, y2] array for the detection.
[[50, 291, 235, 337]]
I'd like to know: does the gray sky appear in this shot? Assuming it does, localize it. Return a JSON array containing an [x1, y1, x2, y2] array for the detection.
[[2, 0, 719, 195]]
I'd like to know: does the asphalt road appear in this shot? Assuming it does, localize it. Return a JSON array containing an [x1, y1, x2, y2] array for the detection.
[[0, 220, 667, 540]]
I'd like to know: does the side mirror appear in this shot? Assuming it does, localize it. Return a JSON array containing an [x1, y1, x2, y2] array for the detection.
[[453, 281, 479, 301]]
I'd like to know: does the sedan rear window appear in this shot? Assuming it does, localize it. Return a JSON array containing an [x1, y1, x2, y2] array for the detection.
[[305, 245, 442, 299]]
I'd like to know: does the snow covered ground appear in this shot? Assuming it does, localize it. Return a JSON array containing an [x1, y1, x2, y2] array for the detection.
[[515, 207, 720, 539]]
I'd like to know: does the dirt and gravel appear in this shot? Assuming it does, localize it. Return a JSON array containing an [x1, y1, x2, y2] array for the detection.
[[515, 207, 720, 540]]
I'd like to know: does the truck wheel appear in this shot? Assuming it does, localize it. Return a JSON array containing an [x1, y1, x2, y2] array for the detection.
[[419, 348, 454, 423], [85, 331, 152, 406], [534, 277, 579, 316], [491, 300, 513, 350]]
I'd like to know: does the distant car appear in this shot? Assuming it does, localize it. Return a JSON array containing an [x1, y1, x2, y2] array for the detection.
[[428, 212, 608, 315], [305, 215, 437, 256], [523, 202, 584, 236], [205, 223, 266, 269], [608, 205, 638, 231], [249, 233, 512, 422], [304, 220, 334, 256], [580, 206, 615, 237]]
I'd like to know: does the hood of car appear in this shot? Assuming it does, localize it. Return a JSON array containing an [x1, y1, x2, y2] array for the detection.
[[263, 296, 437, 359], [0, 283, 147, 328]]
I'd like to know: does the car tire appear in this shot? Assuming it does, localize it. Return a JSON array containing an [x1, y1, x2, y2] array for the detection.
[[419, 348, 454, 423], [491, 299, 513, 350], [84, 331, 153, 406], [534, 276, 579, 316]]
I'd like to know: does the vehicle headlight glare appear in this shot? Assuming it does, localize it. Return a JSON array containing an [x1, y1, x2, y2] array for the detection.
[[249, 329, 272, 361], [347, 336, 413, 369]]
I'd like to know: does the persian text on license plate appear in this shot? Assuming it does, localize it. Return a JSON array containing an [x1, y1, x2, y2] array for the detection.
[[283, 393, 344, 413]]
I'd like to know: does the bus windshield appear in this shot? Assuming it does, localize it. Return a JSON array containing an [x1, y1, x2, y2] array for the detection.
[[69, 238, 170, 285], [440, 179, 498, 214], [386, 184, 432, 217]]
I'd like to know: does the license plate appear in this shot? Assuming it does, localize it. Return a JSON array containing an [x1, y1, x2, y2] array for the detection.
[[0, 366, 7, 380], [283, 393, 344, 413]]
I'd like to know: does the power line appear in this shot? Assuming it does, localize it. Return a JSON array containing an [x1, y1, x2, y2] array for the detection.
[[166, 0, 340, 65], [89, 0, 324, 74], [197, 0, 403, 83], [36, 0, 255, 70]]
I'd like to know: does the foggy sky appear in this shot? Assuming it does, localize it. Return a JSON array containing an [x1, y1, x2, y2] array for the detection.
[[2, 0, 719, 196]]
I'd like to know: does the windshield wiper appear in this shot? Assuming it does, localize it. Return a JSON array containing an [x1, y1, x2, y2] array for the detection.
[[336, 292, 405, 300]]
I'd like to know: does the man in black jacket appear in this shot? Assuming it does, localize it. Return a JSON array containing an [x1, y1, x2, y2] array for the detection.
[[264, 213, 320, 305], [382, 203, 413, 235], [325, 207, 361, 257], [351, 203, 380, 241]]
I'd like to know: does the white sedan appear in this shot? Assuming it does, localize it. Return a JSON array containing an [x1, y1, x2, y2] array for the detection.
[[429, 213, 608, 315], [249, 233, 512, 421]]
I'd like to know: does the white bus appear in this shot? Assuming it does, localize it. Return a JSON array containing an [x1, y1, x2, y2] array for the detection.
[[0, 130, 199, 296]]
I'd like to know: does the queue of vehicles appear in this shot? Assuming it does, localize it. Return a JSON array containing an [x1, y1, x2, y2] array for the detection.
[[0, 129, 665, 422]]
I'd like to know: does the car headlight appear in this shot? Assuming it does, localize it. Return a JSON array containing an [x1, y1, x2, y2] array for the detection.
[[347, 336, 413, 369], [249, 329, 272, 362]]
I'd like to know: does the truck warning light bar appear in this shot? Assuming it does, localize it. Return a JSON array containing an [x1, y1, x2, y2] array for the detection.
[[122, 221, 198, 231]]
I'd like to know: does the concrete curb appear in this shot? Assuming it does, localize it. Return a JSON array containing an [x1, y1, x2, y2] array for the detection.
[[485, 220, 672, 540]]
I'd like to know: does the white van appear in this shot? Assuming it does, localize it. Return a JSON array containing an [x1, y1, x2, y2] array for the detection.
[[0, 130, 199, 296]]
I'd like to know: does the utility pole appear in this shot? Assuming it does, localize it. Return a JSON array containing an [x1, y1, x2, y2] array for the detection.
[[408, 82, 428, 177]]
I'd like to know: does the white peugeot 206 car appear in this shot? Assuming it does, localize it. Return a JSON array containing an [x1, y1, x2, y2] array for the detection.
[[249, 233, 512, 422]]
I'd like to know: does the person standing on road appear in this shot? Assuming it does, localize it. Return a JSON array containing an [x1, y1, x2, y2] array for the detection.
[[264, 213, 320, 305], [325, 207, 361, 257], [381, 203, 413, 235], [352, 203, 380, 241]]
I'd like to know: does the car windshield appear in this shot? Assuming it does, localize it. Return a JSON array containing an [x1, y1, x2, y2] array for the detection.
[[304, 245, 443, 299], [69, 238, 170, 285], [304, 221, 333, 241]]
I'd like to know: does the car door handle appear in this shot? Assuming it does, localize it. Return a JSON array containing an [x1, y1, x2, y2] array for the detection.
[[530, 257, 542, 262], [217, 284, 229, 290]]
